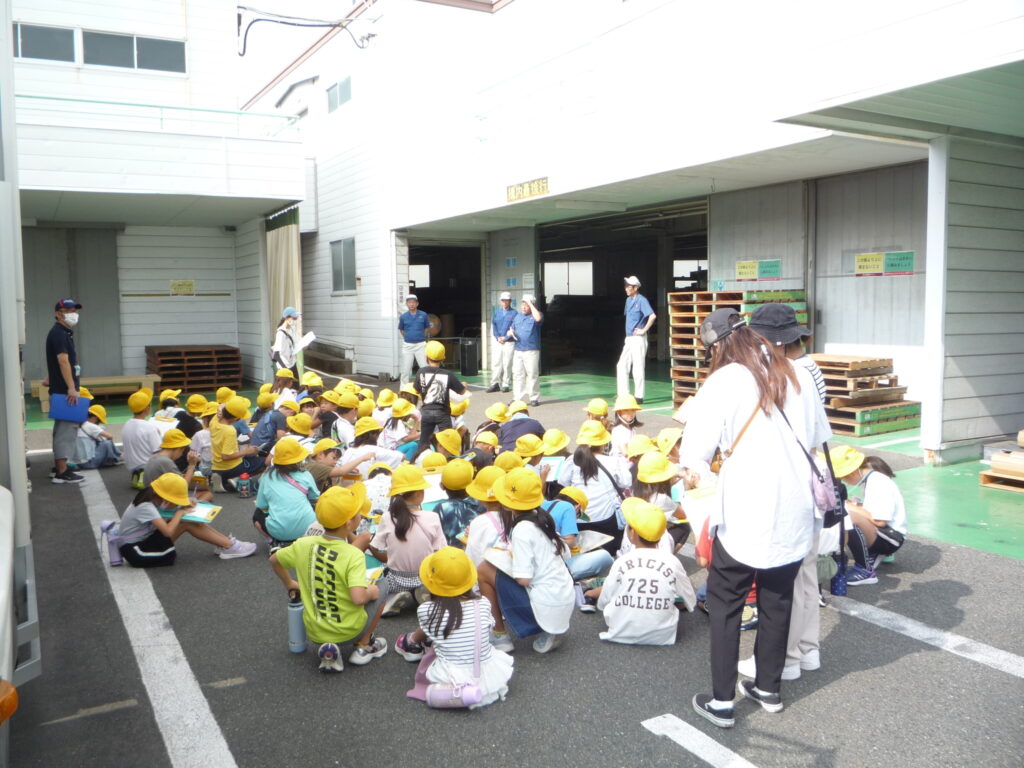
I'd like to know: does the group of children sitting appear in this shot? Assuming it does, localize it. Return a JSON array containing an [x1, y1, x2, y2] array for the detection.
[[90, 353, 906, 709]]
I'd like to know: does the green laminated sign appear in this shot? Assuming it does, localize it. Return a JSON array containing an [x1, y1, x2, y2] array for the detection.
[[884, 251, 915, 275], [856, 251, 915, 276], [735, 259, 783, 281]]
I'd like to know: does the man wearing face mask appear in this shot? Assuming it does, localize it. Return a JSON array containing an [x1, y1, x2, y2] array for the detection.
[[46, 298, 85, 484]]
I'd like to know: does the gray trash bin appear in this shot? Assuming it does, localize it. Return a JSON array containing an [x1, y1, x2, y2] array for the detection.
[[460, 337, 480, 377]]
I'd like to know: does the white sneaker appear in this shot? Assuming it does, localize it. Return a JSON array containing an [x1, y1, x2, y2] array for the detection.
[[382, 590, 412, 617], [736, 656, 801, 681], [800, 649, 821, 671], [414, 586, 431, 604], [532, 632, 564, 654], [217, 537, 257, 559], [348, 636, 388, 665], [490, 630, 514, 653], [211, 473, 226, 493]]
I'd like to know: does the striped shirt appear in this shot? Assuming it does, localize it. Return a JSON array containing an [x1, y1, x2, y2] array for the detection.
[[793, 354, 827, 404], [417, 598, 494, 667]]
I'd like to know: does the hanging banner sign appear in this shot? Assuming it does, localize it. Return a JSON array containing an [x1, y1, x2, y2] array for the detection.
[[735, 259, 782, 281], [507, 177, 549, 203], [856, 251, 915, 276]]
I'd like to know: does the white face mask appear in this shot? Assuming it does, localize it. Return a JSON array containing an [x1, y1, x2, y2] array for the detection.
[[64, 312, 80, 327]]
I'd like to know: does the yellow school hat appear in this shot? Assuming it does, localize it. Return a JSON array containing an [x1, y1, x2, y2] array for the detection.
[[420, 546, 477, 598], [494, 451, 524, 471], [484, 402, 509, 423], [357, 399, 375, 418], [216, 386, 235, 404], [466, 465, 505, 502], [127, 388, 153, 414], [474, 430, 498, 448], [400, 383, 420, 399], [425, 340, 446, 361], [613, 394, 643, 412], [622, 497, 667, 543], [274, 437, 310, 465], [319, 390, 343, 407], [492, 467, 543, 511], [201, 402, 219, 418], [286, 413, 313, 436], [275, 368, 295, 380], [559, 486, 589, 513], [515, 434, 545, 458], [450, 399, 469, 417], [259, 382, 274, 395], [821, 445, 865, 479], [354, 416, 382, 437], [508, 400, 529, 415], [278, 400, 301, 414], [359, 388, 375, 400], [151, 473, 191, 508], [577, 420, 611, 446], [78, 386, 94, 400], [391, 399, 414, 419], [626, 434, 656, 459], [159, 428, 191, 450], [542, 428, 569, 455], [421, 452, 449, 475], [351, 481, 372, 518], [316, 486, 361, 529], [435, 429, 463, 456], [185, 394, 209, 414], [583, 398, 608, 417], [656, 427, 683, 456], [299, 396, 317, 407], [441, 458, 475, 491], [300, 371, 323, 387], [312, 437, 340, 455], [335, 392, 360, 410], [256, 392, 276, 410], [377, 388, 397, 407], [159, 388, 182, 403], [368, 462, 394, 476], [224, 395, 250, 420], [87, 404, 108, 424], [389, 464, 431, 496], [637, 450, 678, 484]]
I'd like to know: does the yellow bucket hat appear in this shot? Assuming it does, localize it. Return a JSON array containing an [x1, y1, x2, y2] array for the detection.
[[159, 428, 192, 450], [420, 546, 477, 597], [656, 427, 683, 456], [277, 400, 299, 414], [474, 430, 498, 448], [541, 428, 569, 455], [78, 386, 94, 400], [485, 402, 509, 423], [201, 402, 219, 418], [377, 388, 397, 407], [425, 340, 446, 361], [435, 429, 463, 456], [450, 399, 469, 417], [494, 451, 524, 471], [336, 392, 360, 410], [508, 400, 529, 415], [441, 458, 475, 491], [300, 371, 323, 387], [391, 399, 414, 419], [159, 388, 182, 403], [622, 497, 667, 542], [312, 437, 340, 455], [87, 404, 107, 424], [353, 416, 382, 438], [275, 368, 295, 380], [626, 434, 656, 460], [466, 466, 505, 502], [399, 383, 420, 399], [389, 464, 431, 495], [216, 386, 235, 404], [259, 382, 274, 394], [357, 399, 375, 418], [823, 445, 865, 479], [558, 486, 589, 513], [316, 486, 361, 529], [256, 392, 276, 410], [583, 398, 608, 417], [127, 388, 153, 414], [576, 421, 611, 447], [151, 473, 191, 508], [274, 437, 310, 465], [492, 467, 544, 511], [185, 393, 208, 414], [636, 450, 678, 484], [613, 394, 643, 412], [515, 434, 545, 458], [421, 452, 449, 475], [224, 395, 251, 421]]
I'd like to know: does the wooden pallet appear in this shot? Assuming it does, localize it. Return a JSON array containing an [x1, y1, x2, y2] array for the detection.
[[811, 354, 893, 372], [979, 470, 1024, 494], [824, 373, 899, 393], [146, 345, 243, 392], [829, 415, 920, 437], [829, 387, 907, 409], [825, 400, 921, 423]]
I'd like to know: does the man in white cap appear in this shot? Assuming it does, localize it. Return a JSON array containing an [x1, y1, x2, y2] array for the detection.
[[510, 294, 543, 406], [398, 294, 431, 383], [486, 291, 517, 393], [617, 276, 656, 404]]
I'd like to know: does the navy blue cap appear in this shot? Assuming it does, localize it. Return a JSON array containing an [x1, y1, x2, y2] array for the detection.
[[55, 298, 82, 310]]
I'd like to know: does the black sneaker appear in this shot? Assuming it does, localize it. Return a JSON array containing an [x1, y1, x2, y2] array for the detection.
[[636, 398, 644, 404], [485, 384, 500, 393], [529, 398, 540, 407], [692, 694, 734, 728], [52, 470, 85, 485], [579, 596, 598, 614], [501, 387, 510, 393], [737, 679, 783, 713]]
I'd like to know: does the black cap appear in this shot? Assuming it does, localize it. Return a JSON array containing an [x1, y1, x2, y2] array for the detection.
[[55, 298, 82, 311], [748, 303, 810, 346], [699, 308, 745, 347]]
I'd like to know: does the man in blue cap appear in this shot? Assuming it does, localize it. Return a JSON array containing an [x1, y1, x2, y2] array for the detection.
[[616, 276, 656, 404], [398, 294, 431, 383], [46, 298, 85, 484]]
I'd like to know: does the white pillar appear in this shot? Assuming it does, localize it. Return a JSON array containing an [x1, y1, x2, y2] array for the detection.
[[921, 137, 950, 454]]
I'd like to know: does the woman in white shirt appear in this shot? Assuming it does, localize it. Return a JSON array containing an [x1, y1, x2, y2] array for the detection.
[[555, 421, 631, 555], [680, 309, 831, 729], [271, 307, 301, 377]]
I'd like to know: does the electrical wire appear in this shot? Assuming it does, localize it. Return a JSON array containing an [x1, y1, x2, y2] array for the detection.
[[236, 5, 371, 56]]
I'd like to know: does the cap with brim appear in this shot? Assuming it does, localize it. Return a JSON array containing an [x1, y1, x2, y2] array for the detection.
[[88, 404, 107, 424], [474, 430, 499, 448], [151, 473, 191, 508], [316, 486, 361, 529], [622, 497, 667, 542], [699, 308, 745, 348], [282, 306, 301, 318], [748, 303, 811, 346], [466, 466, 505, 502], [492, 467, 544, 511], [623, 276, 641, 286], [499, 292, 512, 300], [55, 298, 82, 310], [542, 428, 569, 455], [420, 547, 477, 597], [405, 295, 418, 302], [421, 452, 449, 475], [159, 428, 192, 450]]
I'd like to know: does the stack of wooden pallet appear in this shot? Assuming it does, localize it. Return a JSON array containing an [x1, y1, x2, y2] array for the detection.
[[811, 354, 920, 437], [980, 451, 1024, 494], [668, 288, 808, 405], [145, 345, 243, 393]]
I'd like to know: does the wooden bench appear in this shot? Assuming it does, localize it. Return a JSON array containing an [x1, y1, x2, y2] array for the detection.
[[31, 374, 161, 414]]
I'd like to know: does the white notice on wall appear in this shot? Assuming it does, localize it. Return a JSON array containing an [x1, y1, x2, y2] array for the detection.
[[522, 272, 535, 290]]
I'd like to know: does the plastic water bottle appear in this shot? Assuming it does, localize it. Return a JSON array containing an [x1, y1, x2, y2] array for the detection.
[[237, 473, 252, 498], [288, 589, 306, 653]]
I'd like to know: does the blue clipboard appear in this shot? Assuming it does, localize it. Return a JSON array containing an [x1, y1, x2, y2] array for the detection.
[[49, 394, 92, 423]]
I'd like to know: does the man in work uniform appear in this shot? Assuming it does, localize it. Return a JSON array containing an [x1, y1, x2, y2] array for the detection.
[[398, 294, 431, 384], [46, 298, 85, 484], [616, 275, 656, 404], [486, 291, 517, 393], [510, 294, 543, 407]]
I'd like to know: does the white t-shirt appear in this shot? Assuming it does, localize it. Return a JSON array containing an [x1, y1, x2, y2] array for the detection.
[[273, 388, 298, 410], [190, 429, 212, 463], [649, 491, 678, 522], [678, 360, 832, 569], [793, 354, 827, 404], [597, 547, 696, 645], [378, 420, 410, 450], [339, 445, 403, 479], [121, 418, 162, 472], [859, 470, 907, 534], [466, 511, 505, 566], [510, 520, 574, 634], [610, 423, 634, 458], [332, 417, 355, 448], [556, 455, 630, 523], [372, 406, 392, 425]]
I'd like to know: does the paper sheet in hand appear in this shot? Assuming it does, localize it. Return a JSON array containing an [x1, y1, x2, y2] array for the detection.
[[575, 530, 613, 553], [297, 331, 316, 352], [161, 501, 221, 524], [483, 547, 514, 576], [538, 456, 564, 478], [422, 477, 447, 505]]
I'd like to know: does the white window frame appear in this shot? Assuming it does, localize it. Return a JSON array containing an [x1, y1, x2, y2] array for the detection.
[[330, 237, 357, 295]]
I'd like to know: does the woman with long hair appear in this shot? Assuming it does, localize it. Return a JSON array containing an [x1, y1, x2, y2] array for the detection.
[[682, 309, 830, 729], [272, 306, 301, 378]]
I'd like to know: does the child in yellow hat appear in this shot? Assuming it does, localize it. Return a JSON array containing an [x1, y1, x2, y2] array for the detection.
[[142, 428, 213, 504], [122, 388, 161, 484], [609, 394, 644, 458], [398, 547, 514, 709], [74, 404, 123, 469], [253, 438, 320, 548], [99, 473, 256, 567], [463, 466, 511, 566], [412, 340, 469, 457], [434, 459, 481, 547], [632, 451, 689, 553], [339, 417, 404, 479], [380, 398, 421, 461]]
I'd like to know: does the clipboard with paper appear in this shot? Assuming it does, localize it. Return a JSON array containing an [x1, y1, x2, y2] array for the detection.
[[483, 546, 514, 576]]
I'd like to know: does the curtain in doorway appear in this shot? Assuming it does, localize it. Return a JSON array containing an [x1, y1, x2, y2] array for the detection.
[[266, 207, 303, 370]]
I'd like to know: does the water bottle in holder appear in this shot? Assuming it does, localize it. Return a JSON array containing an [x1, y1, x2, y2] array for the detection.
[[237, 473, 252, 498], [288, 589, 306, 653]]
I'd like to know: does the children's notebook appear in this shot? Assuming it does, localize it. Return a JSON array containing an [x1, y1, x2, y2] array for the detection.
[[160, 501, 221, 524]]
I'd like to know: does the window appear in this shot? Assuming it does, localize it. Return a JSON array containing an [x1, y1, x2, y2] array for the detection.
[[83, 31, 134, 68], [327, 77, 352, 113], [543, 261, 592, 304], [14, 24, 74, 62], [331, 238, 356, 292], [136, 36, 186, 73], [409, 264, 430, 289]]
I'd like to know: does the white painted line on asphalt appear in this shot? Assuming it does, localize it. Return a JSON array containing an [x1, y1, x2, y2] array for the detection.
[[829, 595, 1024, 679], [862, 436, 919, 449], [81, 473, 238, 768], [641, 405, 675, 412], [643, 713, 759, 768], [42, 698, 139, 725], [206, 677, 247, 689]]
